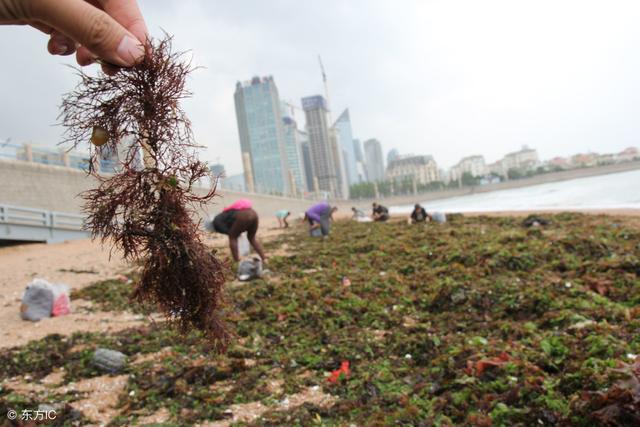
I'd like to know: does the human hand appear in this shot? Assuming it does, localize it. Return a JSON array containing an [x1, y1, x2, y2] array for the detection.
[[0, 0, 147, 73]]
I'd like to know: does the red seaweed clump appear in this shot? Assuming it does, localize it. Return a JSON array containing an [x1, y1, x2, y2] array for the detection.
[[59, 36, 229, 350]]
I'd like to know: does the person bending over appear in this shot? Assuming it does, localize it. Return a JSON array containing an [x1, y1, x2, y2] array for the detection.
[[351, 206, 367, 220], [410, 204, 430, 224], [305, 201, 337, 237], [212, 199, 266, 262], [275, 209, 290, 228], [372, 202, 390, 222]]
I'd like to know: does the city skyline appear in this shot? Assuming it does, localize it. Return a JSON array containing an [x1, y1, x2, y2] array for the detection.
[[234, 76, 290, 195], [3, 1, 640, 176]]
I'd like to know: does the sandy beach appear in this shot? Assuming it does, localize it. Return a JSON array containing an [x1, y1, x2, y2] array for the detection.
[[1, 209, 638, 425], [0, 207, 635, 349]]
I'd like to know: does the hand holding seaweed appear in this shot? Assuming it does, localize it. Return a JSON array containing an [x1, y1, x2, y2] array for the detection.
[[60, 36, 230, 350]]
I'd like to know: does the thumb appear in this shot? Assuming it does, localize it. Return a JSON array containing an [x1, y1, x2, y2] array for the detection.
[[31, 0, 145, 67]]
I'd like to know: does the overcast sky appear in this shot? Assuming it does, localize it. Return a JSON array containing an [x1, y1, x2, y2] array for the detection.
[[2, 0, 640, 174]]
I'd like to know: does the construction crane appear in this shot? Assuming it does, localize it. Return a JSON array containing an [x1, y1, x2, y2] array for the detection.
[[282, 101, 303, 120], [318, 55, 332, 122]]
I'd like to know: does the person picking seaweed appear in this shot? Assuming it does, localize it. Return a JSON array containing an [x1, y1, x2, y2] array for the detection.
[[59, 36, 230, 349], [410, 203, 429, 224], [304, 201, 337, 237], [372, 202, 390, 222], [275, 209, 290, 228], [212, 199, 267, 263]]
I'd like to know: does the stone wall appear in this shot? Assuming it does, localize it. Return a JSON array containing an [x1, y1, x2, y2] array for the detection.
[[2, 159, 639, 220], [0, 160, 351, 220]]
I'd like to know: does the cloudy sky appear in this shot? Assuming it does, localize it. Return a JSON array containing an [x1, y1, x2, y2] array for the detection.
[[2, 0, 640, 174]]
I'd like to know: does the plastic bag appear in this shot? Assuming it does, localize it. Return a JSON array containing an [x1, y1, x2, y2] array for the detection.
[[20, 278, 71, 321], [432, 212, 447, 223], [20, 279, 54, 321], [237, 256, 262, 281], [51, 283, 71, 317], [238, 232, 250, 257]]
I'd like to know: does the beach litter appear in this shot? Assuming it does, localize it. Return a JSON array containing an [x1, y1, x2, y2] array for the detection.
[[327, 361, 350, 383], [431, 211, 447, 223], [20, 278, 71, 321], [522, 214, 551, 227], [2, 213, 639, 425], [237, 257, 263, 281]]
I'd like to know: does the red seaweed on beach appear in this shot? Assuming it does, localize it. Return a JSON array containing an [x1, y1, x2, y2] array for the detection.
[[59, 36, 230, 349], [583, 358, 640, 426]]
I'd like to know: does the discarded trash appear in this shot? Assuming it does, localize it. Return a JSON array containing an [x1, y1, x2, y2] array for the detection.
[[328, 361, 350, 383], [92, 348, 127, 373], [431, 211, 447, 223], [342, 277, 351, 287], [238, 232, 251, 257], [20, 280, 53, 322], [522, 214, 551, 227], [51, 285, 71, 317], [465, 352, 510, 377], [237, 256, 263, 281], [20, 278, 71, 321], [355, 216, 373, 223], [310, 228, 323, 238]]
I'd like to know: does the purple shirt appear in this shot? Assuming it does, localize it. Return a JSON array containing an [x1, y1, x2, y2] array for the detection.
[[306, 201, 330, 223]]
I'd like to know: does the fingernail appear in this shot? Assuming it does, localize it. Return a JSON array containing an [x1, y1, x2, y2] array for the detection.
[[53, 44, 68, 55], [117, 35, 145, 66]]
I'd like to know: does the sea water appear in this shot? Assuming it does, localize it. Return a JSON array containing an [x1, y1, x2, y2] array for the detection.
[[392, 169, 640, 214]]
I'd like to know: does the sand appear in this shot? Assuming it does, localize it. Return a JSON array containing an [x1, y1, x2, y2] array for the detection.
[[0, 220, 290, 350], [1, 208, 637, 425], [0, 239, 135, 348], [2, 208, 636, 350]]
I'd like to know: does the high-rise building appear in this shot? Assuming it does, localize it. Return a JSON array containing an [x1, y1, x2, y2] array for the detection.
[[352, 139, 368, 183], [222, 173, 246, 192], [329, 127, 349, 198], [234, 76, 290, 195], [302, 95, 340, 197], [209, 163, 225, 177], [281, 116, 308, 195], [364, 139, 385, 182], [333, 109, 358, 186], [387, 148, 400, 165], [300, 136, 314, 193]]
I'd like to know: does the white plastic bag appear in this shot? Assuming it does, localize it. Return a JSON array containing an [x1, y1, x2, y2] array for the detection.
[[237, 256, 263, 281], [238, 232, 250, 257], [20, 278, 71, 321]]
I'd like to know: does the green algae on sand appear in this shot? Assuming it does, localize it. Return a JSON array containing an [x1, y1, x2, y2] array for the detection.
[[1, 213, 639, 425]]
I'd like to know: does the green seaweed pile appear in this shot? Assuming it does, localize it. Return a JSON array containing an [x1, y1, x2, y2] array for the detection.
[[1, 213, 639, 426]]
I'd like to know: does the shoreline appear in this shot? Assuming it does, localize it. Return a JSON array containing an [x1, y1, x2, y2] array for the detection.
[[383, 207, 640, 219], [354, 161, 640, 208]]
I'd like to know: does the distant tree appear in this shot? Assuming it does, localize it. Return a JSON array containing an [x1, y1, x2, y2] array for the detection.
[[461, 171, 478, 186], [349, 182, 375, 199], [377, 180, 392, 197], [418, 181, 445, 192], [399, 177, 413, 194], [507, 168, 524, 180]]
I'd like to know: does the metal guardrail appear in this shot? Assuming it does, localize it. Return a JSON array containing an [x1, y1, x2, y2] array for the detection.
[[0, 141, 112, 172], [0, 204, 88, 243]]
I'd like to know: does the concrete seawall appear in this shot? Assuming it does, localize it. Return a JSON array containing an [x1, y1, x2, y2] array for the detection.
[[2, 159, 639, 220], [0, 160, 351, 220]]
